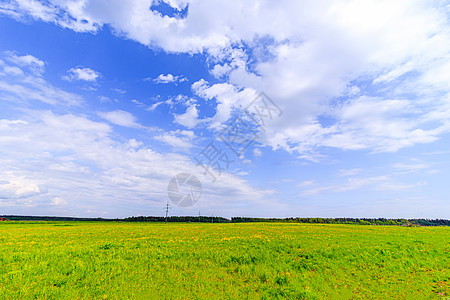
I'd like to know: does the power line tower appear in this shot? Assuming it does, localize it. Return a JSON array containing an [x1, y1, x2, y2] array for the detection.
[[164, 201, 170, 224]]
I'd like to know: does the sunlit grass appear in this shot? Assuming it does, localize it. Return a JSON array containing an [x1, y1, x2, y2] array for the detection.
[[0, 222, 448, 299]]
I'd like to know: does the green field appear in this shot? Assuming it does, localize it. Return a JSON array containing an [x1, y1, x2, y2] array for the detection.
[[0, 222, 448, 299]]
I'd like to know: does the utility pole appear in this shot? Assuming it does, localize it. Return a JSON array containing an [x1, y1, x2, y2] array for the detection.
[[198, 210, 201, 223], [211, 214, 214, 223], [165, 201, 170, 224]]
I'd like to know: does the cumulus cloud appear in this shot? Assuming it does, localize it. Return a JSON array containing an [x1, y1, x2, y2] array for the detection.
[[0, 111, 277, 217], [192, 79, 258, 127], [63, 67, 101, 82], [174, 105, 200, 128], [151, 73, 188, 84], [0, 48, 278, 217], [0, 176, 45, 199], [2, 0, 450, 159]]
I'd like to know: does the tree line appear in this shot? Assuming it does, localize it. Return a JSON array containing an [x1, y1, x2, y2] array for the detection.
[[1, 215, 449, 226]]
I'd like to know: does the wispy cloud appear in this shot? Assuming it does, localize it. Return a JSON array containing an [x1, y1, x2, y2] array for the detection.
[[392, 163, 431, 172], [300, 175, 389, 196], [0, 51, 82, 106], [5, 51, 45, 75], [112, 88, 126, 94], [339, 169, 363, 177], [297, 180, 315, 188], [154, 129, 194, 150], [98, 110, 142, 128]]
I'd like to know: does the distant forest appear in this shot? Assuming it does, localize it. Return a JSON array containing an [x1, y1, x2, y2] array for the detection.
[[1, 215, 449, 226]]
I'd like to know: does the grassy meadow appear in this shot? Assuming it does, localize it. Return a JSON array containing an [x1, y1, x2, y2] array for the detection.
[[0, 221, 448, 299]]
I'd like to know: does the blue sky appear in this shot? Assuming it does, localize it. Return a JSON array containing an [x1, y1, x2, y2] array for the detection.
[[0, 0, 449, 219]]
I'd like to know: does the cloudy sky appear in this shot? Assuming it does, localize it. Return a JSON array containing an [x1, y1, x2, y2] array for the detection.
[[0, 0, 449, 219]]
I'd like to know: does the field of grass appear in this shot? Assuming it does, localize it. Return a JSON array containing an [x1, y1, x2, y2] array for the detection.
[[0, 222, 448, 299]]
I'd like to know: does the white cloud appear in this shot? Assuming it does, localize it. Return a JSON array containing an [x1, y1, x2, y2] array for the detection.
[[174, 105, 200, 128], [98, 110, 141, 128], [375, 181, 427, 191], [192, 79, 258, 127], [2, 66, 24, 76], [0, 0, 98, 32], [0, 176, 44, 199], [99, 95, 114, 103], [392, 163, 431, 173], [147, 101, 164, 111], [253, 148, 262, 157], [300, 175, 402, 196], [0, 111, 277, 217], [63, 67, 101, 82], [131, 99, 146, 107], [51, 196, 68, 206], [145, 95, 196, 112], [112, 88, 126, 94], [339, 169, 363, 177], [5, 51, 45, 75], [299, 161, 434, 196], [373, 61, 415, 84], [151, 73, 187, 84], [211, 63, 232, 78], [297, 180, 315, 188], [154, 129, 194, 150], [2, 0, 450, 158], [0, 51, 82, 106]]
